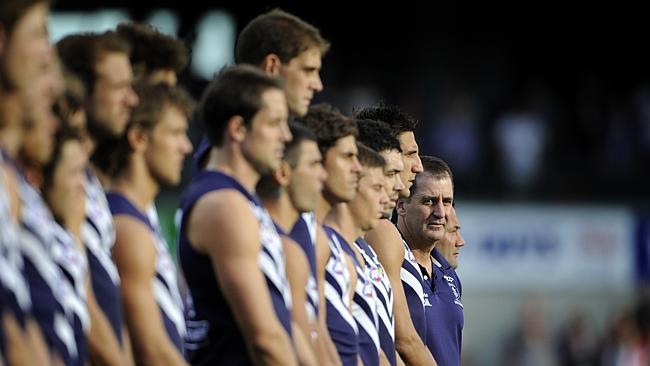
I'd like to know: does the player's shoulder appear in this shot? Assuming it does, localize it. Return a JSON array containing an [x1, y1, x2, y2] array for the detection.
[[364, 220, 403, 256]]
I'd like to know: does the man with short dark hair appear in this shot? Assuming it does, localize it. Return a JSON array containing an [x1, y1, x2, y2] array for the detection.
[[356, 104, 435, 365], [299, 103, 363, 366], [193, 9, 328, 172], [108, 84, 194, 366], [355, 118, 405, 365], [178, 65, 296, 365], [256, 121, 327, 365], [397, 156, 464, 366], [324, 143, 390, 366], [58, 30, 139, 366]]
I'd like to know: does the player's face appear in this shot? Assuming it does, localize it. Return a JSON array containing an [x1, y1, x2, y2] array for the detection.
[[89, 52, 139, 137], [436, 206, 465, 269], [380, 149, 405, 218], [20, 62, 63, 165], [287, 140, 327, 212], [400, 174, 453, 243], [145, 105, 193, 186], [45, 139, 87, 225], [21, 106, 58, 165], [3, 3, 52, 94], [397, 131, 423, 198], [242, 88, 291, 175], [349, 166, 390, 231], [323, 135, 361, 203], [279, 47, 323, 117]]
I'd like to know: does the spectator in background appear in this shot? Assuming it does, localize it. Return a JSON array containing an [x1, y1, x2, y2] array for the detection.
[[493, 106, 549, 193], [502, 299, 557, 366], [556, 311, 598, 366]]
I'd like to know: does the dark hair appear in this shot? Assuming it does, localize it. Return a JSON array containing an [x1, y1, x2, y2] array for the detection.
[[0, 0, 50, 91], [116, 22, 189, 79], [284, 121, 317, 168], [355, 118, 401, 153], [256, 121, 317, 199], [53, 69, 86, 126], [297, 103, 357, 158], [353, 102, 418, 137], [236, 8, 329, 65], [57, 31, 131, 95], [109, 83, 195, 177], [42, 126, 84, 195], [357, 143, 385, 169], [0, 0, 49, 38], [408, 155, 453, 198], [200, 64, 284, 147]]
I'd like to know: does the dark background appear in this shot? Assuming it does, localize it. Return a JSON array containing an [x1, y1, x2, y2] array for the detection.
[[51, 1, 650, 203]]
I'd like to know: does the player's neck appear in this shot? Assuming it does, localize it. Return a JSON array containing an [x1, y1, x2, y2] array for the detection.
[[325, 203, 362, 244], [89, 163, 112, 190], [0, 93, 24, 157], [397, 217, 436, 260], [412, 247, 433, 275], [205, 145, 260, 193], [364, 219, 396, 247], [262, 192, 300, 233], [315, 194, 332, 223], [111, 160, 158, 213]]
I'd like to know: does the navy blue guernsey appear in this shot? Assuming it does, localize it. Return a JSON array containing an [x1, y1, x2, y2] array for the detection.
[[355, 238, 396, 366], [51, 223, 90, 366], [322, 225, 358, 366], [191, 137, 211, 177], [0, 152, 31, 329], [107, 193, 186, 351], [400, 237, 427, 343], [0, 152, 32, 359], [83, 169, 123, 344], [289, 213, 319, 322], [18, 171, 82, 364], [328, 228, 379, 366], [179, 170, 292, 365], [421, 249, 463, 366]]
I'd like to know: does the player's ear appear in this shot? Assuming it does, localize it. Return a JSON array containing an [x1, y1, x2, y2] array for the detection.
[[273, 160, 291, 187], [260, 53, 282, 76], [226, 115, 246, 143], [127, 125, 148, 152], [396, 198, 408, 216]]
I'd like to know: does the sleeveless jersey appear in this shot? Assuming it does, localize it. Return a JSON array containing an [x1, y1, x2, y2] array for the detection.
[[179, 170, 292, 365], [289, 213, 319, 322], [322, 225, 358, 366], [331, 229, 379, 366], [19, 174, 82, 364], [355, 237, 396, 366], [400, 238, 427, 343], [83, 170, 123, 343], [107, 192, 186, 351]]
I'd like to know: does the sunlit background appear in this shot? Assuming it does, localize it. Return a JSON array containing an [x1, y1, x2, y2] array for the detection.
[[50, 2, 650, 364]]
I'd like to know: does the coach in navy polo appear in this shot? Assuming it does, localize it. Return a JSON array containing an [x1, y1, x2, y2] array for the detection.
[[396, 155, 464, 366]]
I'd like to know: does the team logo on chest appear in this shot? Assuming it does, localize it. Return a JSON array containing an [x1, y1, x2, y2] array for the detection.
[[444, 275, 463, 307]]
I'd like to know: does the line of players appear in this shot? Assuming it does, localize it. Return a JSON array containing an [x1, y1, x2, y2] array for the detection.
[[0, 2, 466, 365]]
